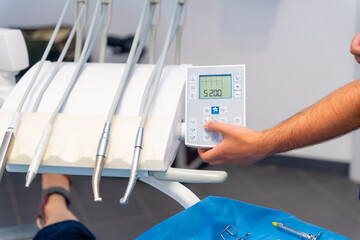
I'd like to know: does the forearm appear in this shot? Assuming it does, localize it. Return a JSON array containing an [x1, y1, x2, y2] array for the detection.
[[261, 79, 360, 155]]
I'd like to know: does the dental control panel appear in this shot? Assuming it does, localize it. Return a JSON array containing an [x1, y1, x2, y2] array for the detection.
[[185, 65, 246, 148]]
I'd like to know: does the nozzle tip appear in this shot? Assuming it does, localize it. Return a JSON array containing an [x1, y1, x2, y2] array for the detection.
[[272, 222, 278, 227], [94, 197, 102, 202], [119, 197, 128, 205], [25, 171, 36, 188]]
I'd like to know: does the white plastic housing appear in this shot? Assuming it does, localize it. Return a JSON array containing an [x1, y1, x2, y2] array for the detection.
[[0, 28, 29, 72], [0, 62, 187, 177]]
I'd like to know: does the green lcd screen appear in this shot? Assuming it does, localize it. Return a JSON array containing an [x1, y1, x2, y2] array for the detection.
[[199, 74, 231, 99]]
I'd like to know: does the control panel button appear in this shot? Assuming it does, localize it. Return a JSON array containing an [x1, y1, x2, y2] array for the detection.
[[234, 117, 242, 125], [234, 83, 241, 90], [189, 134, 197, 141], [189, 127, 196, 133], [203, 118, 210, 123], [211, 116, 218, 121], [190, 84, 196, 91], [190, 75, 196, 83], [219, 117, 227, 123], [203, 107, 211, 114], [234, 73, 242, 82], [189, 118, 197, 125], [217, 134, 224, 141], [220, 106, 227, 114], [211, 133, 220, 141], [211, 106, 219, 114], [203, 133, 211, 141], [234, 91, 242, 98], [190, 91, 196, 99]]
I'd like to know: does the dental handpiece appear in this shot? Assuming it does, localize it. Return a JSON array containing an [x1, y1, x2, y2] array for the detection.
[[119, 127, 144, 205], [25, 123, 52, 188], [93, 0, 156, 202], [92, 122, 111, 202], [120, 0, 185, 205]]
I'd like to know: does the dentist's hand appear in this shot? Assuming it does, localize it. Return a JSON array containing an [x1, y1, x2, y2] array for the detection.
[[350, 32, 360, 64], [198, 121, 270, 166]]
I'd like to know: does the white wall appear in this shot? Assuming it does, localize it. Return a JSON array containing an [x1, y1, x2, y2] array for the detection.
[[1, 0, 358, 162]]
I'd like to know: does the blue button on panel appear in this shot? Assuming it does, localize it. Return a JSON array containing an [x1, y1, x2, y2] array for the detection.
[[211, 106, 219, 114]]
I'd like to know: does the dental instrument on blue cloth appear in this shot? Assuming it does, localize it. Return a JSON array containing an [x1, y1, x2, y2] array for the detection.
[[220, 225, 252, 240], [119, 0, 186, 205], [237, 233, 252, 240], [185, 65, 246, 148], [92, 0, 159, 203], [32, 2, 87, 112], [273, 222, 322, 240], [25, 0, 110, 188], [0, 0, 72, 184]]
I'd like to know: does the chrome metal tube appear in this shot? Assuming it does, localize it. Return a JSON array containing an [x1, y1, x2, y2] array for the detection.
[[0, 112, 20, 183], [278, 223, 312, 239], [97, 123, 111, 157], [276, 223, 321, 240], [120, 127, 144, 205], [0, 131, 14, 182]]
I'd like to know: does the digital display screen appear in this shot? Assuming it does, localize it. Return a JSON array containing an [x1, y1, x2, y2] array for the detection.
[[199, 74, 231, 99]]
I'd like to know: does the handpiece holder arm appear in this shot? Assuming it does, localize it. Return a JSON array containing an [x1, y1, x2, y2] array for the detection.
[[149, 167, 227, 183], [141, 176, 200, 209]]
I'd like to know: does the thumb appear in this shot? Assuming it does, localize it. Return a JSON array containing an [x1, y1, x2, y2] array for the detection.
[[204, 121, 232, 136]]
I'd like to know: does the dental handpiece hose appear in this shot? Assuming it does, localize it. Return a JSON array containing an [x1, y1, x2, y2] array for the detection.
[[0, 0, 71, 183], [92, 0, 157, 202], [120, 0, 185, 205], [25, 0, 107, 188], [32, 4, 86, 112]]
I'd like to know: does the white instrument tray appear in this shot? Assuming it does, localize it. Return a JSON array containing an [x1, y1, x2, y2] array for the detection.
[[1, 62, 186, 177]]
